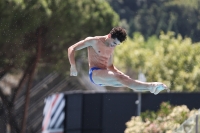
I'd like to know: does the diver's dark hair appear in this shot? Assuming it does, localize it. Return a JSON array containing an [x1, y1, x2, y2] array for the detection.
[[109, 27, 127, 42]]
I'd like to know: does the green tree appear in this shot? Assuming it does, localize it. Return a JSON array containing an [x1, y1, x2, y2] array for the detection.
[[107, 0, 200, 42], [0, 0, 119, 132], [114, 32, 200, 92], [125, 102, 198, 133]]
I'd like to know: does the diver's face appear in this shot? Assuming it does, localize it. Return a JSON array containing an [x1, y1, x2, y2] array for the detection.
[[108, 37, 121, 47]]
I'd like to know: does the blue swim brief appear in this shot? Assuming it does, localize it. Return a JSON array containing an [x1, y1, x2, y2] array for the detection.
[[89, 67, 102, 86]]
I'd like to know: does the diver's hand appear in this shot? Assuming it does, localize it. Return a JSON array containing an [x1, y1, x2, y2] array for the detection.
[[149, 82, 169, 95], [70, 65, 78, 76]]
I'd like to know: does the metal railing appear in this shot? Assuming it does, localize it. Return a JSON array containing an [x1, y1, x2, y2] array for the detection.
[[173, 109, 200, 133]]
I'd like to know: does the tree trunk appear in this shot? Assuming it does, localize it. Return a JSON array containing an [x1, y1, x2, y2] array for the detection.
[[20, 28, 42, 133], [12, 57, 34, 103]]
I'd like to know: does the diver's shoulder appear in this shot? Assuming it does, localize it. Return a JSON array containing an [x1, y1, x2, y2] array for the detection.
[[85, 36, 103, 40]]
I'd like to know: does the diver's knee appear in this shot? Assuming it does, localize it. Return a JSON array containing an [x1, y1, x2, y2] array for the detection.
[[114, 73, 127, 81]]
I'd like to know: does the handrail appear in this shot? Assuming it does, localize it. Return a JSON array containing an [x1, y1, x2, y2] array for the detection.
[[15, 72, 59, 110], [173, 109, 200, 133]]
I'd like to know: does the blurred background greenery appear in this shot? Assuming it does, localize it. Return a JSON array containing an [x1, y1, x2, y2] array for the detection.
[[125, 102, 200, 133]]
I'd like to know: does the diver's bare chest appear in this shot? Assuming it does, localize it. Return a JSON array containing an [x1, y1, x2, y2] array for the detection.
[[93, 44, 113, 57]]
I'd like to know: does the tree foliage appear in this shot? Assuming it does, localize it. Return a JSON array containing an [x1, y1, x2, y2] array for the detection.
[[114, 32, 200, 92], [107, 0, 200, 42], [0, 0, 119, 132], [0, 0, 119, 73], [125, 102, 199, 133]]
